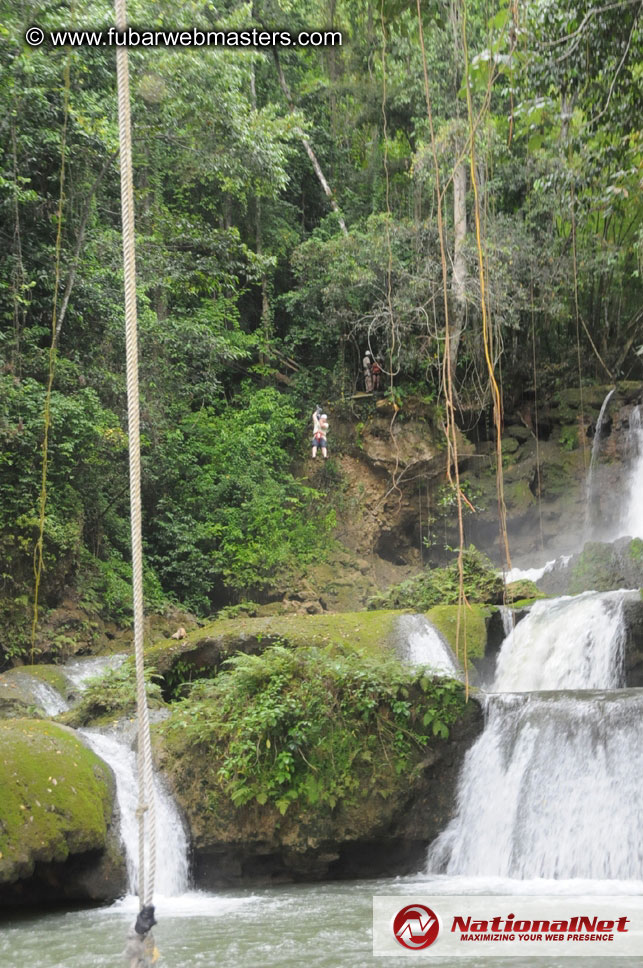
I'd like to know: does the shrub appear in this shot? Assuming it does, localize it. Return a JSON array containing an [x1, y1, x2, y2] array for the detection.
[[160, 643, 466, 816]]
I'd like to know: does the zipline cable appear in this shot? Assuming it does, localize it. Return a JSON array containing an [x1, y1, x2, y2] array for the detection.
[[114, 0, 158, 961]]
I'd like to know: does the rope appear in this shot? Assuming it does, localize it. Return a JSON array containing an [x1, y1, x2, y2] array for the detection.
[[30, 50, 71, 663], [114, 0, 157, 937]]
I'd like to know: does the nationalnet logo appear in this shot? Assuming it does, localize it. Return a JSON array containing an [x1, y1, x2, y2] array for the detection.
[[373, 895, 643, 958], [393, 904, 440, 950]]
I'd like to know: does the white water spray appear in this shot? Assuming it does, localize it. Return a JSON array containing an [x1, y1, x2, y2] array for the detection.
[[80, 728, 189, 897], [396, 614, 461, 678]]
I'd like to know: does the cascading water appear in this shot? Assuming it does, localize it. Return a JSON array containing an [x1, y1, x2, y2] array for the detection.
[[494, 590, 628, 691], [428, 690, 643, 880], [395, 614, 461, 678], [60, 651, 190, 897], [620, 403, 643, 539], [30, 680, 68, 716], [64, 653, 127, 691], [427, 588, 642, 881], [80, 728, 189, 897]]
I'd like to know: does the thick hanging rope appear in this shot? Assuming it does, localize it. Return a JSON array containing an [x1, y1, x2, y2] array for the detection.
[[114, 0, 158, 960]]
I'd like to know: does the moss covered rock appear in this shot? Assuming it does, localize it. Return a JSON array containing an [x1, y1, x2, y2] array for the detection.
[[425, 604, 491, 673], [565, 538, 643, 595], [154, 644, 483, 886], [146, 609, 403, 696], [0, 719, 126, 904]]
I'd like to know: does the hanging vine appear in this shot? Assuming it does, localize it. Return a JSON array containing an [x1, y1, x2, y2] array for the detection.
[[416, 0, 469, 697], [461, 0, 512, 576]]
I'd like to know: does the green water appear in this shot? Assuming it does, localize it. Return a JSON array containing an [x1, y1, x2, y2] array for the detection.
[[1, 876, 640, 968]]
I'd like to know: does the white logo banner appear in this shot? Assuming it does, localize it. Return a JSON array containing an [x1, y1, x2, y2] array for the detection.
[[373, 895, 643, 957]]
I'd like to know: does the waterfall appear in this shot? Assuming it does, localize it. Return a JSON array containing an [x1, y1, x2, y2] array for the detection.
[[80, 728, 190, 897], [620, 403, 643, 539], [64, 654, 127, 692], [30, 679, 68, 716], [498, 605, 514, 639], [63, 652, 190, 897], [428, 690, 643, 880], [395, 614, 461, 678], [427, 589, 641, 881], [494, 590, 628, 691], [585, 388, 615, 535]]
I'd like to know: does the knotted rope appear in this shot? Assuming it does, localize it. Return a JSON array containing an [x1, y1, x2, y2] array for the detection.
[[114, 0, 158, 955]]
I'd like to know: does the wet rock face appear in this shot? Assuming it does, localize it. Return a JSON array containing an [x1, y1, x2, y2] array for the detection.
[[622, 596, 643, 688], [161, 698, 484, 888], [537, 538, 643, 597], [456, 383, 642, 566], [0, 719, 126, 906]]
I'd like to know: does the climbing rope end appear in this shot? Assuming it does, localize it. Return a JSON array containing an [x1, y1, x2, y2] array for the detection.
[[124, 906, 159, 967]]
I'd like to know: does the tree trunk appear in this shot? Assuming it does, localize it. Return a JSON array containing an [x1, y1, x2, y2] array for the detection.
[[273, 51, 348, 236]]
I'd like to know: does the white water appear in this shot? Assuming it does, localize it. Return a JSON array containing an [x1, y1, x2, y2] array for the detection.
[[620, 403, 643, 539], [427, 588, 641, 881], [494, 589, 629, 691], [30, 679, 68, 716], [498, 604, 515, 638], [80, 728, 189, 897], [504, 553, 571, 585], [64, 653, 127, 692], [396, 614, 461, 677]]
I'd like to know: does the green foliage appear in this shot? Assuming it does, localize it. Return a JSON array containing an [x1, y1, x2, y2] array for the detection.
[[0, 0, 640, 634], [65, 662, 164, 727], [161, 643, 466, 816], [368, 547, 503, 611], [145, 387, 334, 611], [559, 426, 579, 452], [628, 538, 643, 565]]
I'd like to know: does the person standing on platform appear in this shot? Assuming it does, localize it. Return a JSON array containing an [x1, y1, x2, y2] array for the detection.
[[363, 350, 373, 392]]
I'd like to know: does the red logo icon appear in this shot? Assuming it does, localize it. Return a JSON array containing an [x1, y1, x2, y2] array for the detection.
[[393, 903, 440, 950]]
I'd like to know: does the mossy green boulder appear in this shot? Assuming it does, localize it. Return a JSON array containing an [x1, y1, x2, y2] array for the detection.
[[0, 719, 126, 903], [154, 643, 483, 886], [539, 537, 643, 596], [146, 609, 403, 695], [425, 604, 491, 671]]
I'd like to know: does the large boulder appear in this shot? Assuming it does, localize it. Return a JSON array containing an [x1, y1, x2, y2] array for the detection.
[[156, 695, 483, 887], [538, 538, 643, 596], [623, 594, 643, 687], [146, 609, 403, 694], [0, 719, 126, 905]]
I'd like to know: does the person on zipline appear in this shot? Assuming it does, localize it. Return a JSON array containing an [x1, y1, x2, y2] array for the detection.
[[312, 406, 329, 459], [363, 350, 374, 392]]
